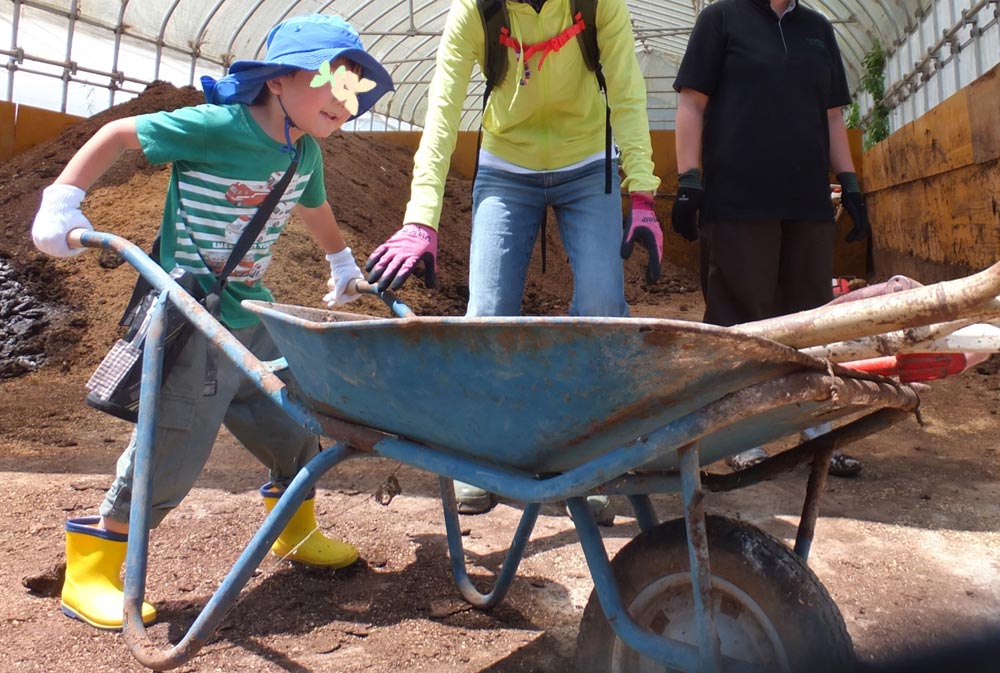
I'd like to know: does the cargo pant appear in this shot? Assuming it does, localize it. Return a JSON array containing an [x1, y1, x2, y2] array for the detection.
[[99, 323, 317, 527]]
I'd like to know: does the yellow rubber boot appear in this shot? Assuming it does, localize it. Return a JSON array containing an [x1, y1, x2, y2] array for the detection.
[[62, 517, 157, 630], [260, 483, 359, 568]]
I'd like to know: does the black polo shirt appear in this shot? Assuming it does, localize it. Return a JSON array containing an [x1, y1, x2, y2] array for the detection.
[[673, 0, 851, 221]]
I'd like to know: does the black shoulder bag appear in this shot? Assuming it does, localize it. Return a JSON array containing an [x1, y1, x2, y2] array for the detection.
[[85, 156, 300, 422]]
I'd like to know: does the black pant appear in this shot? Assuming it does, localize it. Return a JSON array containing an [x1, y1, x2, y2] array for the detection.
[[699, 218, 835, 327]]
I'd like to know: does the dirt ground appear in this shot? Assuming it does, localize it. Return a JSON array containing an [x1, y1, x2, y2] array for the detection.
[[1, 83, 999, 673]]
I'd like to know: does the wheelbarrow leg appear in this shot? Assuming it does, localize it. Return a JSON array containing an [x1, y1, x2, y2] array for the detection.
[[122, 293, 166, 644], [439, 477, 540, 609], [678, 441, 724, 673], [121, 294, 361, 669], [626, 494, 659, 532], [126, 436, 356, 668], [793, 432, 837, 561]]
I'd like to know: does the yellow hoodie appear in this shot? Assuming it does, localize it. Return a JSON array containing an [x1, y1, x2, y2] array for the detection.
[[404, 0, 660, 229]]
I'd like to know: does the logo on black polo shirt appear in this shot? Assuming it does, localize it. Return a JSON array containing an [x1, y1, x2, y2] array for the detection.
[[805, 37, 826, 50]]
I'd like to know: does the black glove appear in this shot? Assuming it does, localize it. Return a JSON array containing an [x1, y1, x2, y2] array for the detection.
[[837, 171, 870, 242], [670, 169, 704, 242]]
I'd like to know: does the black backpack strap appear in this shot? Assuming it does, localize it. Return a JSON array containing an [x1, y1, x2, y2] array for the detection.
[[573, 0, 601, 72], [474, 0, 510, 191], [573, 0, 611, 193], [598, 66, 611, 194], [472, 94, 488, 192], [477, 0, 509, 92]]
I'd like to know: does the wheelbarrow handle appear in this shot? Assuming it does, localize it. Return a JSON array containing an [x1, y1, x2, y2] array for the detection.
[[67, 227, 89, 249], [62, 228, 323, 434], [346, 278, 415, 319], [72, 229, 415, 320]]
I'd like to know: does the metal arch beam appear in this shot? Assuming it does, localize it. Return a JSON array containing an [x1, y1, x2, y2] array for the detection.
[[629, 1, 693, 27], [59, 0, 80, 112], [244, 0, 307, 60], [188, 0, 231, 84], [7, 0, 939, 128], [153, 0, 185, 81], [109, 0, 133, 106], [353, 0, 445, 59], [386, 37, 448, 123], [394, 48, 445, 126], [389, 42, 440, 126], [351, 2, 450, 125], [872, 0, 908, 46], [626, 2, 698, 64], [223, 0, 272, 66]]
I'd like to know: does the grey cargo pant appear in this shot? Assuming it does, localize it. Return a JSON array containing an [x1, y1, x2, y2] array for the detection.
[[100, 322, 317, 527]]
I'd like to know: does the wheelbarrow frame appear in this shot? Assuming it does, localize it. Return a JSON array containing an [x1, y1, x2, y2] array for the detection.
[[66, 230, 1000, 672]]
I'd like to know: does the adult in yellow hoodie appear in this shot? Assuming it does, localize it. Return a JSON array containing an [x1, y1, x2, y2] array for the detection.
[[366, 0, 661, 515]]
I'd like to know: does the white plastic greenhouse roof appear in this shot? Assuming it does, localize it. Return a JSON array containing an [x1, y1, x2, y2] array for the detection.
[[3, 0, 999, 131]]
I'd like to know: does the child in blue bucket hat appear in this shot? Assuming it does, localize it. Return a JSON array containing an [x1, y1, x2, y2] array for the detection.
[[30, 14, 392, 631]]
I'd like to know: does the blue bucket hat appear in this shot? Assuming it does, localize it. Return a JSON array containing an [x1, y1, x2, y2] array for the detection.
[[201, 14, 394, 120]]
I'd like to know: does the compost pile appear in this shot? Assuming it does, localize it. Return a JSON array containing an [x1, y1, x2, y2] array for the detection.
[[0, 81, 694, 379]]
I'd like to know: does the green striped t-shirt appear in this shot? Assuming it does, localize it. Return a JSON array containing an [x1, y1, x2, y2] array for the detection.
[[136, 104, 325, 328]]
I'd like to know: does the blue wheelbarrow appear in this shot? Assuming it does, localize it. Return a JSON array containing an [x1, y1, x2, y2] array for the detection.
[[66, 230, 1000, 672]]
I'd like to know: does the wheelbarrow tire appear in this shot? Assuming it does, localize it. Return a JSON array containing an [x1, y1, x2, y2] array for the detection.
[[575, 515, 853, 673]]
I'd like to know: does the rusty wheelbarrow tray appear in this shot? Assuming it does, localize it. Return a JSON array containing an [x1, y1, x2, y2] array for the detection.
[[66, 230, 1000, 672]]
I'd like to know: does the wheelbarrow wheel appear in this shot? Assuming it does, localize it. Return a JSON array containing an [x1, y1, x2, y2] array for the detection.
[[575, 515, 853, 673]]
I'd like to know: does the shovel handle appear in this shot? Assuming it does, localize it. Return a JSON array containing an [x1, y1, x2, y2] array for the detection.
[[346, 278, 415, 319]]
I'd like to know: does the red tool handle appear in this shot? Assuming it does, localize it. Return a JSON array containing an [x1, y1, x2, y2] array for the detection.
[[839, 353, 970, 382]]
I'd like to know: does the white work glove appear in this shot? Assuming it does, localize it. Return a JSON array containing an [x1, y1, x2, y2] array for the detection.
[[31, 184, 93, 257], [322, 247, 364, 306]]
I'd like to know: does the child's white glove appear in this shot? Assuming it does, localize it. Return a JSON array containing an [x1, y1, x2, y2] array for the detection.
[[323, 248, 364, 306], [32, 184, 93, 257]]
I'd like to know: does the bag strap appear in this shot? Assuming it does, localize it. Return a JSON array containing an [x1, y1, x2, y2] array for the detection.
[[120, 153, 300, 326], [572, 0, 611, 193], [478, 0, 509, 94], [119, 236, 163, 327], [207, 154, 300, 298], [573, 0, 600, 72]]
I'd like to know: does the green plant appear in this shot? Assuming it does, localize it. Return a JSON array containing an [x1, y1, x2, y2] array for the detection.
[[845, 101, 861, 129], [852, 40, 890, 149]]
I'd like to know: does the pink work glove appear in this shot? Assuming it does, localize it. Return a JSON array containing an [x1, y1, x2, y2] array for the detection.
[[620, 192, 663, 284], [365, 223, 438, 292]]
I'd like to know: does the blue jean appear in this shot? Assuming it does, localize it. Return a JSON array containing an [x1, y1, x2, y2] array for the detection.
[[468, 160, 628, 317]]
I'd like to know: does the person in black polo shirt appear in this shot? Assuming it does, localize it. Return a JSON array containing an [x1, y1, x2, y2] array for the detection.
[[670, 0, 870, 478]]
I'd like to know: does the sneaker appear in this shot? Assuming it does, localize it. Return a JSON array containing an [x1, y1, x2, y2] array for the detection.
[[453, 481, 497, 514], [726, 447, 769, 471], [566, 495, 615, 527], [828, 452, 862, 478]]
